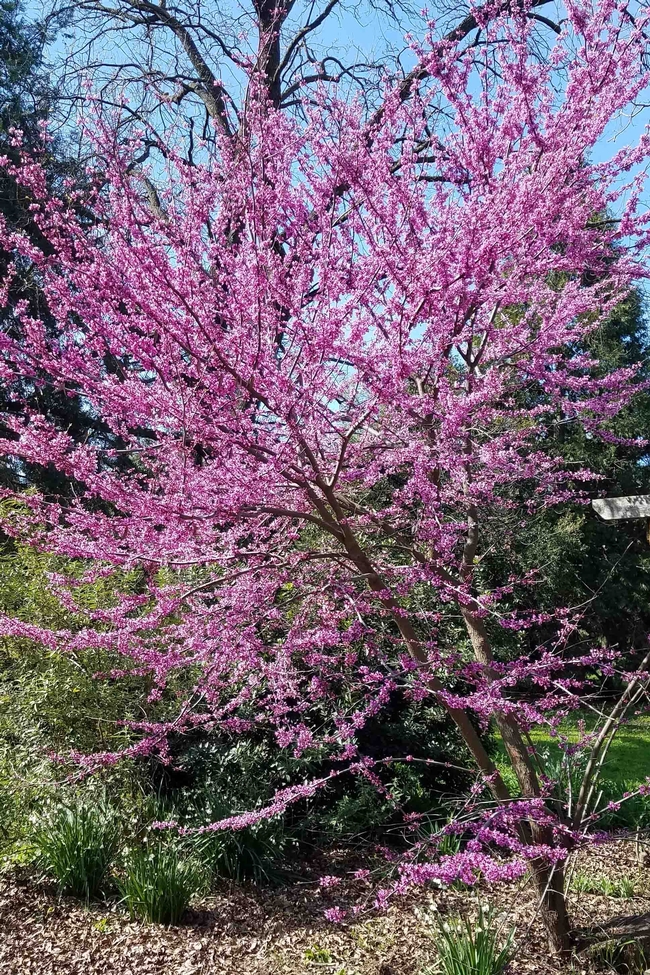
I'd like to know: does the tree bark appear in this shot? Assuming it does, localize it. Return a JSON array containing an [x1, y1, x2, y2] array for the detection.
[[531, 861, 571, 956], [300, 478, 573, 954], [461, 605, 572, 955], [338, 532, 514, 803]]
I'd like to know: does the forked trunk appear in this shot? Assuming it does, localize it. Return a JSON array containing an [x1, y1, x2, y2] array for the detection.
[[341, 531, 573, 955]]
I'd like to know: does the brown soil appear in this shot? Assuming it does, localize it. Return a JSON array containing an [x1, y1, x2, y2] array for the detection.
[[1, 840, 649, 974]]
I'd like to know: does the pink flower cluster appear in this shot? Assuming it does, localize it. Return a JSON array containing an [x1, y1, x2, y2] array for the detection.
[[0, 0, 648, 911]]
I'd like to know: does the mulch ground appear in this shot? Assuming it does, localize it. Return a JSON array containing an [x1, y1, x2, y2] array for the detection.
[[1, 840, 649, 975]]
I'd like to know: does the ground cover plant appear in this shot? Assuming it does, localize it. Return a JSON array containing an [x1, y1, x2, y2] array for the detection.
[[117, 839, 207, 924], [1, 0, 650, 962], [570, 872, 637, 898], [31, 800, 118, 900], [421, 904, 516, 975]]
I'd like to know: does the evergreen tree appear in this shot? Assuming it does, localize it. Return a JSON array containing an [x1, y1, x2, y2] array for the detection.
[[0, 1, 127, 495], [480, 291, 650, 664]]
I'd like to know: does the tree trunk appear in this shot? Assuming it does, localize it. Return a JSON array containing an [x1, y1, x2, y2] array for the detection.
[[530, 860, 572, 957], [337, 521, 573, 954], [462, 605, 573, 956]]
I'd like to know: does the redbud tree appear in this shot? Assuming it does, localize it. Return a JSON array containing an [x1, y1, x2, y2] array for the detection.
[[1, 0, 650, 952]]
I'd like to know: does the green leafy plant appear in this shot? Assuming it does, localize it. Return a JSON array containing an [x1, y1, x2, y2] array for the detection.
[[570, 872, 636, 898], [189, 819, 292, 885], [304, 944, 334, 963], [570, 871, 595, 893], [423, 905, 515, 975], [117, 839, 206, 924], [160, 750, 299, 885], [584, 937, 648, 974], [92, 917, 112, 933], [413, 816, 463, 859], [31, 801, 118, 900]]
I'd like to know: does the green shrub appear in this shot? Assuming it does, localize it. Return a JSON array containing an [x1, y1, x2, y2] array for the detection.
[[152, 701, 473, 847], [189, 819, 293, 885], [315, 777, 393, 839], [150, 742, 300, 885], [31, 801, 118, 900], [424, 905, 515, 975], [413, 815, 463, 859], [118, 840, 206, 924]]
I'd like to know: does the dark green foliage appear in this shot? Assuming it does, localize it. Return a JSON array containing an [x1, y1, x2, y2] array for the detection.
[[189, 817, 293, 885], [145, 740, 299, 884], [478, 291, 650, 670], [0, 1, 49, 141], [0, 0, 56, 330], [150, 693, 473, 851], [311, 702, 473, 839], [117, 840, 207, 924], [0, 1, 76, 494], [315, 776, 396, 839], [356, 697, 471, 808], [0, 3, 131, 498], [30, 801, 118, 899]]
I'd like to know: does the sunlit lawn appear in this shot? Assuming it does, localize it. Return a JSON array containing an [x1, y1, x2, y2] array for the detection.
[[493, 713, 650, 821]]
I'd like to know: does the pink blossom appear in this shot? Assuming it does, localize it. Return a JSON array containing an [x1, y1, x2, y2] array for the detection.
[[0, 0, 647, 922]]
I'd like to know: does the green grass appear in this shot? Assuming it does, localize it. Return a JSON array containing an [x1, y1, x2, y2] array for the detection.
[[421, 905, 515, 975], [493, 713, 650, 825], [570, 872, 636, 898], [117, 840, 207, 924], [30, 801, 118, 901]]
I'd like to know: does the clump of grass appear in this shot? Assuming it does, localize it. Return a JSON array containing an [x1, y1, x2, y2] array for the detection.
[[571, 872, 636, 898], [31, 801, 118, 901], [416, 817, 463, 858], [117, 839, 206, 924], [172, 782, 297, 887], [584, 937, 648, 974], [422, 905, 515, 975]]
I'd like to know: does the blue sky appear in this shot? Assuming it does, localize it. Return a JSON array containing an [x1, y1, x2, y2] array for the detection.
[[24, 0, 650, 223]]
